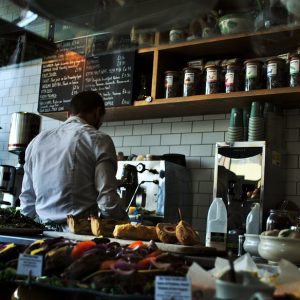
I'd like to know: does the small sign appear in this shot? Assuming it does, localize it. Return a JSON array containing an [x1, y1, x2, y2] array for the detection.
[[17, 254, 43, 277], [155, 276, 191, 300]]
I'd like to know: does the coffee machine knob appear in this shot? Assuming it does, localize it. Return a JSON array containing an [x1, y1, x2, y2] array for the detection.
[[136, 163, 146, 173]]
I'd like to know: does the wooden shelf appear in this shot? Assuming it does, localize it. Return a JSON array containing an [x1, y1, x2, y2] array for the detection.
[[41, 87, 300, 122], [41, 25, 300, 122], [139, 25, 300, 58]]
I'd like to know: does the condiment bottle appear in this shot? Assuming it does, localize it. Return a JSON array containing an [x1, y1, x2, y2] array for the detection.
[[225, 63, 242, 93], [164, 71, 181, 98], [266, 209, 291, 231], [205, 64, 220, 94], [266, 57, 285, 89], [182, 67, 201, 96], [244, 59, 263, 91], [290, 54, 300, 87]]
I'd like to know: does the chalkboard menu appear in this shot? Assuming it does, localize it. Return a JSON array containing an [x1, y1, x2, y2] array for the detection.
[[38, 35, 135, 113]]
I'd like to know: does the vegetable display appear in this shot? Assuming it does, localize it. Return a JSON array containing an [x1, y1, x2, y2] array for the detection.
[[0, 237, 189, 298]]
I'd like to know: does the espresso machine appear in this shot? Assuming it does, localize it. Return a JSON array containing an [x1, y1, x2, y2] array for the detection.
[[0, 112, 41, 208], [117, 160, 192, 225]]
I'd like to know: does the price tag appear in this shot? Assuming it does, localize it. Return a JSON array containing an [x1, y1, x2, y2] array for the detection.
[[155, 276, 191, 300], [17, 254, 43, 277]]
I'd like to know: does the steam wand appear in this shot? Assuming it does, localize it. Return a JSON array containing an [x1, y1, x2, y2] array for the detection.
[[125, 180, 159, 213]]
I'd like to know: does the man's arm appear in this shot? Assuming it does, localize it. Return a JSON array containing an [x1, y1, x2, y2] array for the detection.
[[19, 152, 37, 218], [94, 135, 128, 220]]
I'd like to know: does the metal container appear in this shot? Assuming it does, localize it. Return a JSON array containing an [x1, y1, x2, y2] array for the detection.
[[0, 165, 16, 194], [8, 112, 41, 154]]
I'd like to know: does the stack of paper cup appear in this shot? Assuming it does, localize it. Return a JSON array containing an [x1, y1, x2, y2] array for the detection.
[[248, 101, 264, 141], [243, 107, 250, 141], [226, 107, 244, 143]]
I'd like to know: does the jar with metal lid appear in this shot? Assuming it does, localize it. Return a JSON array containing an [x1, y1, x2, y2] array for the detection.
[[266, 57, 285, 89], [164, 71, 182, 98], [290, 54, 300, 87], [205, 64, 220, 94], [266, 209, 292, 231], [244, 59, 263, 91], [182, 67, 201, 96], [225, 63, 242, 93]]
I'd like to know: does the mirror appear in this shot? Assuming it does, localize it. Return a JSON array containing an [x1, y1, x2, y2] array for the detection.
[[213, 143, 265, 237]]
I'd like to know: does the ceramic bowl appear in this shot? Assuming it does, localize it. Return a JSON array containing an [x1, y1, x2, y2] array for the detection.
[[243, 234, 260, 256], [258, 235, 300, 264], [218, 13, 253, 35]]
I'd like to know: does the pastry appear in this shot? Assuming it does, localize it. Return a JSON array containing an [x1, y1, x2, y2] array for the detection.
[[113, 224, 158, 241], [175, 220, 200, 246], [156, 223, 177, 244], [67, 215, 92, 235], [90, 216, 128, 237]]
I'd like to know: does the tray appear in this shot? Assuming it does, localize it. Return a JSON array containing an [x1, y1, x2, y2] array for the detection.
[[16, 282, 154, 300], [0, 228, 43, 236]]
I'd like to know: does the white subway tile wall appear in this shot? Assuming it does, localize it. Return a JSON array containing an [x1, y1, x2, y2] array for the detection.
[[0, 60, 300, 242]]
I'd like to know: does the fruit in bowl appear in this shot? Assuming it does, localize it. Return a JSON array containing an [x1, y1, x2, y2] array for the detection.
[[258, 229, 300, 264]]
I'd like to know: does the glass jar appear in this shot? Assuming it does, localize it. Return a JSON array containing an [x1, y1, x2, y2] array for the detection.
[[290, 54, 300, 87], [182, 67, 201, 96], [225, 63, 242, 93], [205, 64, 220, 94], [266, 57, 285, 89], [164, 71, 181, 98], [266, 209, 292, 231], [244, 59, 263, 91]]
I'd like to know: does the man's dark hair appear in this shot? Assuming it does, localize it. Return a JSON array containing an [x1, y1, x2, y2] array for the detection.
[[70, 91, 106, 115]]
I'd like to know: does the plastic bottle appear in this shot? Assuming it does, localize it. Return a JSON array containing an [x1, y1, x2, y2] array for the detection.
[[246, 203, 260, 234], [205, 197, 227, 251]]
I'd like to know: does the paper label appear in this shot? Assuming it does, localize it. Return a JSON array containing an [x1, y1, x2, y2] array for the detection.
[[246, 65, 257, 79], [165, 75, 173, 87], [207, 69, 217, 82], [184, 72, 195, 84], [155, 276, 191, 300], [206, 232, 227, 251], [267, 63, 277, 76], [290, 59, 299, 74], [225, 72, 234, 86], [17, 254, 43, 277]]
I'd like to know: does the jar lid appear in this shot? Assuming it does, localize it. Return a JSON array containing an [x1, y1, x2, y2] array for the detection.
[[290, 53, 300, 60], [183, 67, 200, 72], [204, 64, 218, 69], [244, 59, 263, 65], [266, 57, 285, 63], [165, 70, 181, 74], [225, 62, 241, 67]]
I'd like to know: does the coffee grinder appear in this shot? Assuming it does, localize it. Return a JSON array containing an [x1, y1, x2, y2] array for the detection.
[[0, 112, 41, 207]]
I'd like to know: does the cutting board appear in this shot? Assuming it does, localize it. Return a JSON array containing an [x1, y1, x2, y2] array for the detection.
[[42, 231, 218, 256]]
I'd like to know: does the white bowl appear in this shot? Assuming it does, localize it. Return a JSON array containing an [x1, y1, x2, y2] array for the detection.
[[258, 235, 300, 264], [243, 234, 260, 256]]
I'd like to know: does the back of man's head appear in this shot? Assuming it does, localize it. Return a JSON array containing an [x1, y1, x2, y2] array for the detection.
[[70, 91, 106, 116]]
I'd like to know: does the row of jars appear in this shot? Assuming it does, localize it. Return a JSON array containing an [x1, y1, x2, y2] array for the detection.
[[164, 54, 300, 98]]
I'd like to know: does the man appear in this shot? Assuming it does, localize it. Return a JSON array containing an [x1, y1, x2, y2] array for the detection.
[[20, 91, 127, 230]]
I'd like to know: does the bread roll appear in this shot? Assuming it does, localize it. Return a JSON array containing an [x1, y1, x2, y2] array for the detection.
[[113, 224, 158, 241], [67, 215, 92, 235], [175, 220, 200, 245], [90, 216, 128, 237], [156, 223, 177, 244]]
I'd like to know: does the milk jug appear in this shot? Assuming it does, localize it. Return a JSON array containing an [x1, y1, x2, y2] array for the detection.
[[205, 197, 227, 251], [246, 203, 260, 234]]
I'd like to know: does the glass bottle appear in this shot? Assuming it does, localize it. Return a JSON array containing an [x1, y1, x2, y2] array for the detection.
[[266, 209, 291, 231], [244, 59, 263, 91], [225, 63, 242, 93], [205, 64, 220, 94], [266, 57, 285, 89], [290, 54, 300, 87]]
